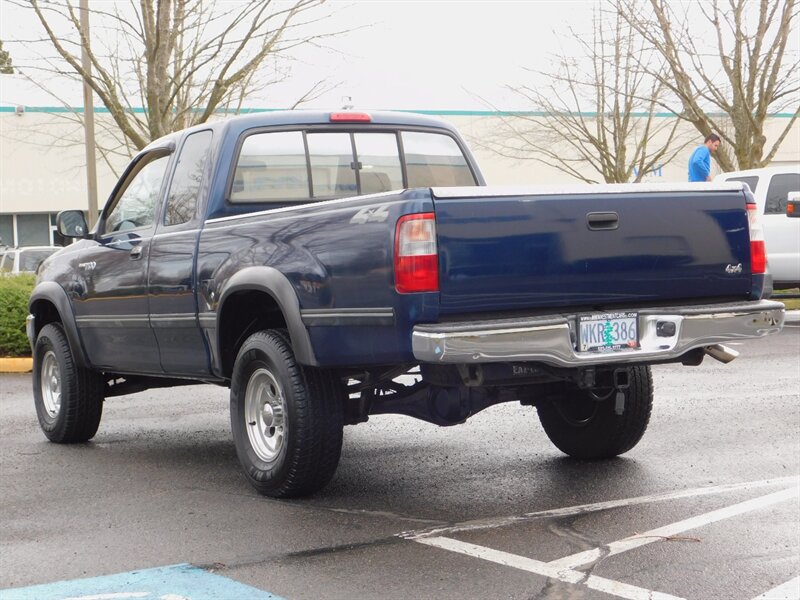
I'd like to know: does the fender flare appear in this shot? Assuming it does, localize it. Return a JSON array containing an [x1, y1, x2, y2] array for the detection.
[[217, 267, 317, 367], [28, 281, 90, 368]]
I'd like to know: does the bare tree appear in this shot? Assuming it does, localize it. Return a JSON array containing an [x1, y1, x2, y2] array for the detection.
[[0, 40, 13, 73], [478, 11, 688, 183], [617, 0, 800, 171], [12, 0, 344, 152]]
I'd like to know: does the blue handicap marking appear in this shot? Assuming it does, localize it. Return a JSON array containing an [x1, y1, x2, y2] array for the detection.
[[0, 563, 283, 600]]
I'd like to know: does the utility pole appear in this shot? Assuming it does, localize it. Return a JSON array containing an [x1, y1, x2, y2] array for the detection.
[[79, 0, 99, 229]]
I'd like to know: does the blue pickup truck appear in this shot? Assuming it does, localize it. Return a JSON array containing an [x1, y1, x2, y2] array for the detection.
[[27, 110, 785, 497]]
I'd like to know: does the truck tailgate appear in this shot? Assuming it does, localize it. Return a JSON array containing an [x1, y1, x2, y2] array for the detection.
[[432, 185, 753, 314]]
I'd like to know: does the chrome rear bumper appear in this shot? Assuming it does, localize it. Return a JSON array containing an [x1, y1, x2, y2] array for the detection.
[[411, 300, 785, 367]]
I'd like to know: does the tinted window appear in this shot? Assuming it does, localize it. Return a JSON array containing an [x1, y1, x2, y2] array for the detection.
[[105, 154, 170, 233], [765, 173, 800, 215], [307, 133, 356, 197], [165, 130, 213, 226], [18, 249, 56, 272], [229, 128, 476, 204], [402, 132, 476, 187], [728, 176, 759, 193], [354, 133, 402, 194], [231, 131, 309, 202]]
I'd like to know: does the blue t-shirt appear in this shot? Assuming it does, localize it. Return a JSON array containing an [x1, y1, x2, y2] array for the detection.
[[688, 145, 711, 181]]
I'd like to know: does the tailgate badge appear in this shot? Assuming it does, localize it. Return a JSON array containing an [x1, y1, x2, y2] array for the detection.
[[725, 263, 742, 274]]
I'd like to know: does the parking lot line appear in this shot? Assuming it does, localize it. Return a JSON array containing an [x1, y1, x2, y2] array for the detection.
[[547, 485, 799, 570], [751, 576, 800, 600], [401, 476, 799, 540], [412, 483, 798, 600], [416, 536, 685, 600]]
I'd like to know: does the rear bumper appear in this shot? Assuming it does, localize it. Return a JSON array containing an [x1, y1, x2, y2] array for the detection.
[[411, 300, 785, 367]]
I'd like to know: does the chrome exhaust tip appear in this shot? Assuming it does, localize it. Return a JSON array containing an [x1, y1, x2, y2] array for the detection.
[[704, 344, 740, 364]]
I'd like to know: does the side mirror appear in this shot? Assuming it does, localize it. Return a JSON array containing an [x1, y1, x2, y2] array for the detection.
[[787, 192, 800, 218], [57, 210, 90, 238]]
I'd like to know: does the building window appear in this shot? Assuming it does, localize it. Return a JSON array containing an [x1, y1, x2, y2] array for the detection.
[[16, 213, 52, 246], [0, 214, 13, 247]]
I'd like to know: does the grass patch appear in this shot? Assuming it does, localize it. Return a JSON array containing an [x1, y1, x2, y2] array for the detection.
[[772, 288, 800, 310]]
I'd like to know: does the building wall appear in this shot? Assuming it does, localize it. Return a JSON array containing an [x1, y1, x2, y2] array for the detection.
[[1, 108, 798, 246]]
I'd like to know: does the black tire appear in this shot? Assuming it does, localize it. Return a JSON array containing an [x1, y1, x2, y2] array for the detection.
[[536, 366, 653, 459], [33, 323, 105, 443], [230, 329, 344, 498]]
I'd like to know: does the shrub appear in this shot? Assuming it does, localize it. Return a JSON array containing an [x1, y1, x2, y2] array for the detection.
[[0, 274, 35, 356]]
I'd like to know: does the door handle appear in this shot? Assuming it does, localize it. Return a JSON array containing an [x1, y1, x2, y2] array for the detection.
[[130, 246, 143, 260], [587, 212, 619, 231]]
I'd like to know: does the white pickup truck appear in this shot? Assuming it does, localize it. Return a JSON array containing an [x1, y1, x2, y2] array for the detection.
[[715, 166, 800, 289]]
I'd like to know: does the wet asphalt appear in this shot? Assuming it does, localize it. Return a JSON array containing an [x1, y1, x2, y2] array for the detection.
[[1, 325, 798, 599]]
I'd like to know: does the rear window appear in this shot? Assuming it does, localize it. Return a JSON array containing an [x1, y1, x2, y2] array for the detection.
[[402, 131, 476, 187], [727, 176, 759, 193], [765, 173, 800, 215], [229, 129, 476, 204]]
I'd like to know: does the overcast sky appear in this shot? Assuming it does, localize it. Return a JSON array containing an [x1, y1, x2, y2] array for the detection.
[[0, 0, 594, 111]]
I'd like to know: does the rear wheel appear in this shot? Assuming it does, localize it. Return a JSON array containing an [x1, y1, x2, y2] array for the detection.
[[33, 323, 105, 443], [536, 366, 653, 458], [230, 329, 344, 498]]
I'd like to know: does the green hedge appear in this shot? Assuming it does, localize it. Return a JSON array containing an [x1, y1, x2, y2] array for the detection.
[[0, 274, 35, 357]]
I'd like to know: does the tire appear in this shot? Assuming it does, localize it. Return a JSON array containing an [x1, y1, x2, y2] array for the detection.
[[33, 323, 105, 443], [230, 329, 344, 498], [536, 366, 653, 459]]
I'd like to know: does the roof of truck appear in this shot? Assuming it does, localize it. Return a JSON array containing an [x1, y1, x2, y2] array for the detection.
[[142, 109, 460, 153]]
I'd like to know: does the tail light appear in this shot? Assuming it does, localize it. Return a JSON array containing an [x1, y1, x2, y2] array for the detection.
[[330, 112, 371, 122], [394, 213, 439, 293], [746, 201, 766, 274]]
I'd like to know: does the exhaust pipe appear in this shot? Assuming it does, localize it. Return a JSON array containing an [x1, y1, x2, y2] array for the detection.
[[704, 344, 739, 364]]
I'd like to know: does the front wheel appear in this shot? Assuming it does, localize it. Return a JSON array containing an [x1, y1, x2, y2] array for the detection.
[[536, 366, 653, 459], [230, 329, 344, 498], [33, 323, 105, 443]]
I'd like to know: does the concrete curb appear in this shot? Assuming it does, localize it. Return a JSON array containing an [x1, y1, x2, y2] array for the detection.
[[785, 310, 800, 324], [0, 357, 32, 373]]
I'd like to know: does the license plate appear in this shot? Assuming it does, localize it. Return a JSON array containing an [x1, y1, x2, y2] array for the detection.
[[578, 312, 639, 352]]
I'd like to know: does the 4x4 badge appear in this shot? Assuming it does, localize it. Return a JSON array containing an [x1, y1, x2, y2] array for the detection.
[[725, 263, 743, 274]]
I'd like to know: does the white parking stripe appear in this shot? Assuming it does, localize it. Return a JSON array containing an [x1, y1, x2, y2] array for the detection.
[[401, 476, 799, 540], [416, 536, 685, 600], [752, 576, 800, 600], [548, 486, 799, 570]]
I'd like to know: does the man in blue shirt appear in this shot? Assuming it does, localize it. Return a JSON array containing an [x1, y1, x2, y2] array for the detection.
[[688, 134, 721, 181]]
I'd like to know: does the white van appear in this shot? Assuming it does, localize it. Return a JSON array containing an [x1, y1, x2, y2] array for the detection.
[[0, 246, 60, 275], [715, 166, 800, 289]]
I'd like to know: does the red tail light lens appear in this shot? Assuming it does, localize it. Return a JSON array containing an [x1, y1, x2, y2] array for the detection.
[[747, 202, 766, 274], [394, 213, 439, 293]]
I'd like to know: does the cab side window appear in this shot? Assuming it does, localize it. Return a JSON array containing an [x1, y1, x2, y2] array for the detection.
[[105, 154, 170, 234], [164, 131, 213, 226]]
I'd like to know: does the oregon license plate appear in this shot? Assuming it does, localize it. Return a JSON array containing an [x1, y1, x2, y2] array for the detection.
[[578, 312, 639, 352]]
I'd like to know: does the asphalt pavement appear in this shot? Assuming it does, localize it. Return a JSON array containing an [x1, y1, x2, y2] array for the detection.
[[1, 326, 798, 600]]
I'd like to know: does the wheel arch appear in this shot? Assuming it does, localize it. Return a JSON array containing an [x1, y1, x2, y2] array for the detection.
[[216, 267, 317, 379], [28, 282, 89, 368]]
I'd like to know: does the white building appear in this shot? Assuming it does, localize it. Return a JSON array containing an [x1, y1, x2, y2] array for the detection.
[[1, 104, 798, 247]]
